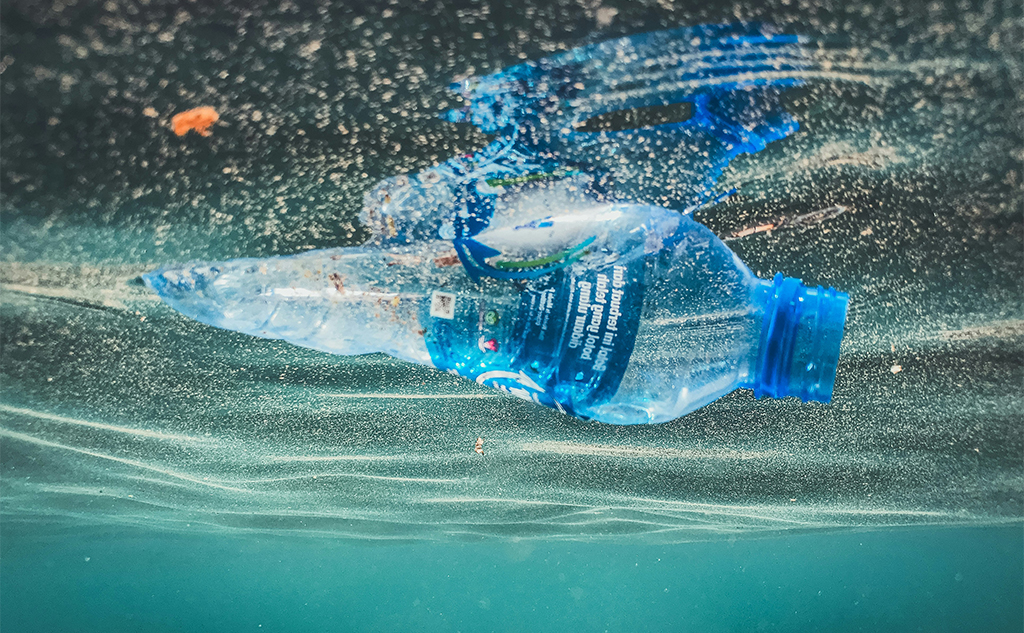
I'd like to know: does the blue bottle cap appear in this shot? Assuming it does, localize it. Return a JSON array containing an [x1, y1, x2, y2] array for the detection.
[[753, 273, 849, 403]]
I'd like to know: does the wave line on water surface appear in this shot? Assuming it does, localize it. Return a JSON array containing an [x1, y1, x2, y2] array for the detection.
[[0, 428, 249, 493], [0, 404, 212, 443], [323, 393, 500, 399], [602, 494, 968, 524], [233, 472, 462, 484], [432, 496, 812, 527], [266, 454, 403, 462], [520, 441, 779, 460], [422, 497, 580, 506]]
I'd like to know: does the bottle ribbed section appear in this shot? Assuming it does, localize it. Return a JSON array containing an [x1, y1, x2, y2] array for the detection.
[[752, 274, 849, 403]]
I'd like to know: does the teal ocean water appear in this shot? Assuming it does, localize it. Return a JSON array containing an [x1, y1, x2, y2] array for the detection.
[[2, 526, 1021, 632], [1, 0, 1021, 630]]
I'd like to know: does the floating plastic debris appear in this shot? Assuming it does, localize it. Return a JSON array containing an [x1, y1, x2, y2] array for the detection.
[[145, 24, 850, 424], [171, 106, 219, 137], [145, 198, 848, 425], [362, 22, 811, 246]]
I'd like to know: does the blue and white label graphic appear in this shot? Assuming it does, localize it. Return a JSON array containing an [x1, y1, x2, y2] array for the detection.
[[423, 258, 645, 418]]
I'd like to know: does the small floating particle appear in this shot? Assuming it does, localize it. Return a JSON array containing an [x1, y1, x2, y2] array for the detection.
[[143, 107, 159, 118], [172, 106, 219, 137], [890, 364, 903, 374], [595, 6, 618, 27], [299, 39, 322, 57], [474, 437, 484, 456], [327, 272, 345, 293]]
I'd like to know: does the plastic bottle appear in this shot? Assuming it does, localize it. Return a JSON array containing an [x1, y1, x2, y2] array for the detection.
[[361, 22, 809, 248], [145, 201, 847, 425]]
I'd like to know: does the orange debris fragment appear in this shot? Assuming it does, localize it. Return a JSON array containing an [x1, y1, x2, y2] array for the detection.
[[171, 106, 219, 137]]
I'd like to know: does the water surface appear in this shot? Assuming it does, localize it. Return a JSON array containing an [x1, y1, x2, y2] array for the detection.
[[1, 0, 1021, 629]]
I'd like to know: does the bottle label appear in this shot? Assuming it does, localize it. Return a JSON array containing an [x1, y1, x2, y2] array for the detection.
[[423, 258, 645, 418], [519, 259, 646, 414], [429, 291, 456, 319]]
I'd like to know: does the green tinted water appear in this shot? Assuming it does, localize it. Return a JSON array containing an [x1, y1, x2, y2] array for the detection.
[[1, 0, 1021, 629]]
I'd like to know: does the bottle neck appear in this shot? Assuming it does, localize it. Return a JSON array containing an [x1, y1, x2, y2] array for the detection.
[[748, 274, 849, 403]]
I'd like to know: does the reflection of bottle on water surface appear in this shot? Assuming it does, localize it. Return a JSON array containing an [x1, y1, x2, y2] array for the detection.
[[145, 202, 847, 425]]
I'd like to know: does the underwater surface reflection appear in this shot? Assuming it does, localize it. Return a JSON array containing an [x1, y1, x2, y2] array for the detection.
[[1, 0, 1021, 545]]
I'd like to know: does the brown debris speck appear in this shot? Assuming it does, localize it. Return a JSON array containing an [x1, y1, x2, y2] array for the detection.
[[327, 272, 345, 293], [433, 251, 461, 267]]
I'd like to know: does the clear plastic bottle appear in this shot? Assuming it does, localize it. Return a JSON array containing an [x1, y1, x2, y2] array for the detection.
[[359, 22, 810, 248], [144, 202, 847, 425]]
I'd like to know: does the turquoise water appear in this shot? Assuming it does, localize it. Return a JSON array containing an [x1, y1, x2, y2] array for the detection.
[[2, 526, 1021, 632], [1, 0, 1021, 630]]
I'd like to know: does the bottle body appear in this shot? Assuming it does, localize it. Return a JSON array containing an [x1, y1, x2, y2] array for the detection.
[[145, 204, 847, 425], [581, 221, 766, 424], [579, 238, 849, 424]]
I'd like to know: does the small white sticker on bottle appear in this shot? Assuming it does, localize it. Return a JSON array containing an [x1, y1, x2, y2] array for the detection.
[[430, 291, 456, 319]]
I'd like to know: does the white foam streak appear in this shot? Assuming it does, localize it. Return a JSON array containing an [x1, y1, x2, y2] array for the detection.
[[0, 404, 211, 443], [237, 473, 460, 484], [323, 393, 499, 399], [267, 454, 400, 462], [0, 428, 247, 492], [521, 441, 777, 460]]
